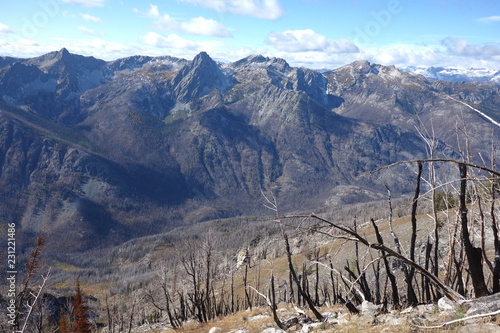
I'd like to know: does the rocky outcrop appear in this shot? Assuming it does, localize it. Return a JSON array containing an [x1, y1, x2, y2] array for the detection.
[[173, 51, 230, 102]]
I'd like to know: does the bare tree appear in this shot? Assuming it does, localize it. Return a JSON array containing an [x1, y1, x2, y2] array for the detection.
[[459, 163, 489, 297]]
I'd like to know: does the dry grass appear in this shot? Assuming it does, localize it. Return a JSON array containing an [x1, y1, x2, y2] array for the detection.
[[152, 308, 274, 333], [135, 303, 499, 333]]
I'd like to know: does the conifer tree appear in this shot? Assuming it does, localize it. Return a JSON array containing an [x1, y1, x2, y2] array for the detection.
[[72, 281, 92, 333], [58, 314, 70, 333]]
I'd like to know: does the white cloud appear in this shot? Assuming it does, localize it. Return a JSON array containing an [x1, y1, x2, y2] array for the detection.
[[478, 16, 500, 24], [80, 13, 102, 23], [267, 29, 359, 53], [0, 37, 138, 61], [137, 4, 179, 31], [62, 0, 106, 7], [327, 38, 360, 53], [181, 17, 232, 38], [179, 0, 284, 20], [267, 29, 327, 52], [140, 32, 198, 50], [136, 4, 231, 38], [77, 25, 104, 37], [0, 23, 14, 35], [442, 37, 500, 57]]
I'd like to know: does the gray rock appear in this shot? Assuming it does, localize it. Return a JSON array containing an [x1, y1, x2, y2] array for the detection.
[[261, 328, 286, 333], [438, 297, 456, 311], [359, 300, 382, 316], [458, 323, 500, 333], [208, 327, 222, 333], [464, 293, 500, 316]]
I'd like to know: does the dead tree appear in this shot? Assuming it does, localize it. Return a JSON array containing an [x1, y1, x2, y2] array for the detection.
[[288, 213, 464, 302], [180, 243, 205, 322], [270, 275, 285, 329], [491, 179, 500, 293], [15, 234, 48, 333], [284, 234, 324, 321], [407, 161, 422, 306], [370, 219, 399, 307], [147, 268, 180, 329], [459, 163, 489, 297]]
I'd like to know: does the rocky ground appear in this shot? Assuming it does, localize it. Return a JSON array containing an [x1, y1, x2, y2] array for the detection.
[[129, 294, 500, 333]]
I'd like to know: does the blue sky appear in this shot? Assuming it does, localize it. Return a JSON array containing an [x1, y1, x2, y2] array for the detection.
[[1, 0, 499, 69]]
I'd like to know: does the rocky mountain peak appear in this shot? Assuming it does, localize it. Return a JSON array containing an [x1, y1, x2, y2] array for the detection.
[[231, 54, 291, 73], [191, 51, 214, 67], [58, 47, 71, 58], [173, 52, 229, 101], [350, 60, 378, 75], [267, 56, 291, 72], [231, 54, 269, 68]]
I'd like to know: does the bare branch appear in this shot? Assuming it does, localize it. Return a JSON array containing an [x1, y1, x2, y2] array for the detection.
[[284, 214, 465, 302], [19, 268, 51, 333], [246, 286, 271, 307], [370, 159, 500, 178]]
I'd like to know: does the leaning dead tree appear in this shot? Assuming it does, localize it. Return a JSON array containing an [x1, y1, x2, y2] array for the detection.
[[378, 159, 500, 297], [290, 212, 465, 302], [458, 163, 489, 297], [277, 158, 500, 310]]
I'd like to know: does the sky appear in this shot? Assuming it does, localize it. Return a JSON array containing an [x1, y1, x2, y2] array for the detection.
[[1, 0, 500, 69]]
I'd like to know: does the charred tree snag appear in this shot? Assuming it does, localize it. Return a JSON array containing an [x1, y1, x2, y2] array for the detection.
[[407, 161, 422, 306], [459, 163, 489, 297], [291, 214, 464, 302], [370, 219, 400, 307], [284, 234, 324, 321]]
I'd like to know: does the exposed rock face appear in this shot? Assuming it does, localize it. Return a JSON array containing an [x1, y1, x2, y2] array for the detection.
[[173, 51, 230, 102], [1, 49, 499, 254]]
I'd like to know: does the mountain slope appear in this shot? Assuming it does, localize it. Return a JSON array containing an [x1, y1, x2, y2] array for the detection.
[[1, 50, 497, 255], [325, 61, 500, 162]]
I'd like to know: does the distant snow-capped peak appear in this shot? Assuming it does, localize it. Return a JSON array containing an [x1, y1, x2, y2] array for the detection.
[[402, 66, 500, 83]]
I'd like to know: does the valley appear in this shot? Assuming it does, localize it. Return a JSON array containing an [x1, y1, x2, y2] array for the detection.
[[1, 49, 500, 332]]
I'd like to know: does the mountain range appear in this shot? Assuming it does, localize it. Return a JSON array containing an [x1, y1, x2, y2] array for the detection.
[[1, 49, 499, 253], [404, 66, 500, 83]]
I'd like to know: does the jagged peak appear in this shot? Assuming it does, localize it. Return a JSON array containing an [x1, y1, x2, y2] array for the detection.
[[336, 60, 405, 78], [173, 51, 229, 101], [192, 51, 216, 68], [43, 48, 72, 62], [348, 60, 377, 75], [58, 48, 70, 57], [231, 54, 269, 67], [247, 54, 268, 63], [269, 56, 290, 67], [231, 54, 291, 73]]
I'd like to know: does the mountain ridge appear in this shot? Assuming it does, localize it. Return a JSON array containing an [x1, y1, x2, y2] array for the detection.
[[1, 49, 498, 254]]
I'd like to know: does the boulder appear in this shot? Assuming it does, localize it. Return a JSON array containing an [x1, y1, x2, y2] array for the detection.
[[464, 293, 500, 316], [437, 297, 456, 311], [208, 327, 222, 333], [359, 300, 382, 316]]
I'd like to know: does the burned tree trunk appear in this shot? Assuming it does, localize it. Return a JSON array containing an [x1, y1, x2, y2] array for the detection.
[[370, 219, 399, 307], [490, 180, 500, 293], [284, 234, 324, 321], [459, 163, 489, 297], [407, 161, 422, 306]]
